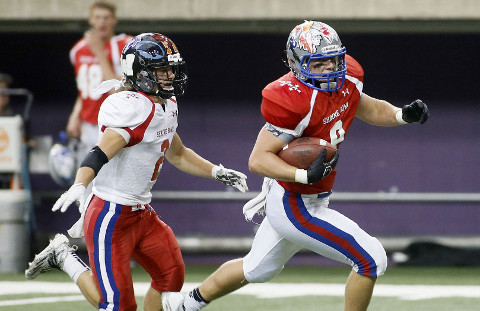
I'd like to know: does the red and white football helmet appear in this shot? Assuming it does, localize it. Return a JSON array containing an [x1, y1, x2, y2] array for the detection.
[[285, 21, 347, 92]]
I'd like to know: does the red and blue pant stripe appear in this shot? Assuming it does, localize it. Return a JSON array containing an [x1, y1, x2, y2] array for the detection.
[[283, 190, 379, 277]]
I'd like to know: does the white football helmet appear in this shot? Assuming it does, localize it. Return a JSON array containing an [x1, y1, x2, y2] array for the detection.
[[48, 138, 79, 187], [285, 20, 347, 92]]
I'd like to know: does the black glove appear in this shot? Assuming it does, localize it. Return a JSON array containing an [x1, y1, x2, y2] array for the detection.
[[401, 99, 429, 124], [307, 149, 339, 184]]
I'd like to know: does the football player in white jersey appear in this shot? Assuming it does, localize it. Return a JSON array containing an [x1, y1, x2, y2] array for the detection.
[[25, 33, 248, 311]]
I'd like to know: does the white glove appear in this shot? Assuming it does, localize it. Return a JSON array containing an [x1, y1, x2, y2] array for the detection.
[[52, 183, 86, 213], [243, 177, 273, 221], [212, 164, 249, 192]]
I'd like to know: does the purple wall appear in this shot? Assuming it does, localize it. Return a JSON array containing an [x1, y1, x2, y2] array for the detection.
[[31, 98, 480, 240]]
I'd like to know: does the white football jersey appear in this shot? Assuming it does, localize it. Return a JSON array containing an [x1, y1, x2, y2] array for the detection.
[[92, 91, 178, 206]]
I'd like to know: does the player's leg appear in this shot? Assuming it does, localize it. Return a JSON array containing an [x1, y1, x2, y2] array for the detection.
[[268, 182, 387, 311], [197, 258, 247, 301], [344, 270, 376, 311], [132, 208, 184, 311], [84, 197, 139, 311], [25, 233, 100, 308], [163, 215, 301, 311], [76, 270, 102, 307]]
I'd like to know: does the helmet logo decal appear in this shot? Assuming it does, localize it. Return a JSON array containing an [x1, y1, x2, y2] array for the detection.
[[122, 36, 141, 54], [291, 21, 340, 53]]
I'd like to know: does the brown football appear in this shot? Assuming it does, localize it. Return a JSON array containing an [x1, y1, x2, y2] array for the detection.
[[278, 137, 337, 169]]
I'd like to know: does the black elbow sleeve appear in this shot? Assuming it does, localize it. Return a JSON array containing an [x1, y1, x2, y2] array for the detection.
[[80, 146, 109, 176]]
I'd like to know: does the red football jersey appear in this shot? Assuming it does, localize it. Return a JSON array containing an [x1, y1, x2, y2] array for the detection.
[[261, 54, 364, 194], [69, 33, 132, 125]]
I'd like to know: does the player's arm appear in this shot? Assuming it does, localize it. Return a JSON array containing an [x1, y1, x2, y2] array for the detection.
[[52, 129, 127, 213], [356, 93, 429, 126], [166, 133, 248, 192], [75, 128, 126, 185], [249, 127, 339, 185], [249, 127, 297, 182], [165, 133, 215, 178], [66, 97, 83, 138]]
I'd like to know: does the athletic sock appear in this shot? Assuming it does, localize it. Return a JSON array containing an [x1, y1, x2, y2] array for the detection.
[[63, 251, 90, 283], [183, 287, 209, 311]]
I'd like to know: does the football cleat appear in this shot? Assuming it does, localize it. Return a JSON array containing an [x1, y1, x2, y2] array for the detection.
[[25, 234, 76, 280], [162, 292, 185, 311]]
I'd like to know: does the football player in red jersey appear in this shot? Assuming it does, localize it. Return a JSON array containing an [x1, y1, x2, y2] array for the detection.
[[162, 21, 429, 311], [67, 0, 132, 155]]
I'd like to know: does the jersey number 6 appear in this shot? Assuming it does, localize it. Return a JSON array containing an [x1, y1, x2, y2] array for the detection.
[[329, 120, 345, 147]]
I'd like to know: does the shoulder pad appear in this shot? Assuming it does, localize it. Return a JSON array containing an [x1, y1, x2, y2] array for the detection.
[[98, 92, 153, 129], [345, 54, 364, 82], [261, 73, 311, 129]]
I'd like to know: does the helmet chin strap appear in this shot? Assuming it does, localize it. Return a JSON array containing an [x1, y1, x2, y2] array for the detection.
[[155, 84, 174, 99], [157, 90, 173, 99], [319, 81, 337, 90], [314, 79, 337, 92]]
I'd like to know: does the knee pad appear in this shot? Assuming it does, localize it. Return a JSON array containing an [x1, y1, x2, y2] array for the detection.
[[367, 238, 388, 277], [244, 264, 284, 283], [352, 237, 387, 278], [374, 242, 388, 277]]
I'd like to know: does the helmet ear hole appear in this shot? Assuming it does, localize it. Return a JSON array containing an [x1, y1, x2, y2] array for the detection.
[[282, 50, 288, 66]]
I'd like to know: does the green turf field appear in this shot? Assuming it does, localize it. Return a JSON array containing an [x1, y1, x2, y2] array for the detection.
[[1, 265, 479, 310]]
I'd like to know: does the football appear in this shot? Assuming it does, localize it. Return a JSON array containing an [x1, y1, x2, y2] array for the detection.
[[278, 137, 337, 169]]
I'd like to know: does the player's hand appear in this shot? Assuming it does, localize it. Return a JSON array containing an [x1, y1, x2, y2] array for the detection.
[[52, 183, 86, 213], [212, 164, 249, 192], [66, 115, 82, 138], [85, 29, 104, 57], [401, 99, 429, 124], [306, 149, 339, 184]]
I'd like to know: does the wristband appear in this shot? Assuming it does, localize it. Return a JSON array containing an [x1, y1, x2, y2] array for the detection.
[[395, 109, 408, 125], [295, 169, 309, 184]]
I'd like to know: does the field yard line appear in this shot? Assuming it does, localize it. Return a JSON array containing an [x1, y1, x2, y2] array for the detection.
[[0, 295, 84, 306], [1, 282, 479, 306]]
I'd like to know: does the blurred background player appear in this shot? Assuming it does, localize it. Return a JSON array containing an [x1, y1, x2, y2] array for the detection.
[[162, 20, 429, 311], [0, 72, 13, 117], [0, 72, 14, 189], [67, 0, 132, 156], [25, 33, 248, 311]]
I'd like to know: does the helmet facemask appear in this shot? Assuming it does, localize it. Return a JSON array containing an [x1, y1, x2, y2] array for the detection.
[[298, 48, 346, 92], [136, 61, 188, 99]]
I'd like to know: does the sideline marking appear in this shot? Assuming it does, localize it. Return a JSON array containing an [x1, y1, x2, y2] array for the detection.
[[1, 282, 479, 306]]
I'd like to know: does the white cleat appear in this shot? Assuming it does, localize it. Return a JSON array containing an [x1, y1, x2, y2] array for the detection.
[[25, 233, 75, 280], [162, 292, 185, 311]]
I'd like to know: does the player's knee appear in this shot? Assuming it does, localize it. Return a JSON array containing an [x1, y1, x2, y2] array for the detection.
[[354, 238, 387, 277], [244, 265, 283, 283], [377, 251, 388, 276], [372, 239, 388, 277]]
